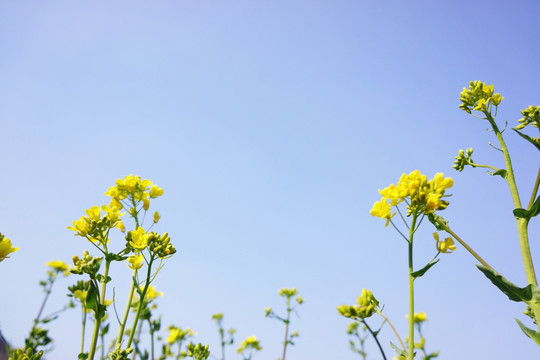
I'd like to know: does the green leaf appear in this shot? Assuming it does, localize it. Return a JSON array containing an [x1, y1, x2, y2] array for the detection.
[[86, 281, 100, 312], [529, 196, 540, 219], [412, 259, 440, 279], [476, 264, 533, 302], [488, 169, 507, 178], [514, 208, 529, 219], [390, 342, 408, 357], [516, 318, 540, 347], [513, 128, 540, 151]]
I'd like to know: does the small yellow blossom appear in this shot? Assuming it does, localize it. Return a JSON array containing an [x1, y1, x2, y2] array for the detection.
[[144, 285, 164, 301], [68, 216, 91, 237], [149, 185, 164, 198], [433, 232, 456, 253], [143, 198, 150, 211], [127, 254, 144, 270], [85, 206, 101, 221], [153, 211, 161, 223], [0, 235, 18, 262], [116, 220, 126, 233], [130, 227, 149, 250], [46, 260, 70, 276]]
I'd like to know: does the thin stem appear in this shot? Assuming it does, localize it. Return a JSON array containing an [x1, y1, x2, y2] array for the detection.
[[80, 309, 87, 354], [407, 213, 417, 360], [127, 256, 155, 349], [436, 219, 495, 272], [87, 260, 111, 360], [361, 319, 387, 360], [115, 270, 138, 350], [281, 299, 291, 360], [376, 311, 406, 351], [527, 165, 540, 210]]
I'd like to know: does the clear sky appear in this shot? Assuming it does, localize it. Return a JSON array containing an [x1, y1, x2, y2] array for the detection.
[[1, 1, 539, 359]]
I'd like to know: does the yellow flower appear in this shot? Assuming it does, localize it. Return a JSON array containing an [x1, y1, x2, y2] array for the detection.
[[116, 220, 126, 233], [144, 285, 163, 301], [127, 254, 144, 270], [433, 232, 456, 253], [46, 260, 70, 276], [129, 227, 149, 250], [0, 235, 18, 262], [370, 198, 394, 226], [68, 216, 91, 237], [153, 211, 161, 223], [143, 198, 150, 211], [149, 185, 164, 198], [406, 312, 427, 323], [73, 289, 87, 302], [85, 206, 101, 221], [237, 335, 262, 353]]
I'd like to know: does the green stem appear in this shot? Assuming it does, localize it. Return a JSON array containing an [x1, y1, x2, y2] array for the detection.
[[361, 319, 387, 360], [126, 257, 155, 349], [281, 300, 291, 360], [407, 214, 417, 360], [115, 270, 138, 350], [88, 260, 111, 360], [487, 114, 537, 286], [435, 218, 495, 272], [80, 309, 87, 354], [527, 165, 540, 210]]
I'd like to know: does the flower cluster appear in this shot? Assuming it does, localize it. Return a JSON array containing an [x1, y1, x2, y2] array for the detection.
[[453, 148, 475, 172], [459, 80, 504, 114], [67, 205, 124, 245], [0, 232, 18, 262], [104, 174, 163, 219], [236, 335, 262, 354], [516, 105, 540, 130], [337, 288, 379, 320], [370, 170, 454, 226]]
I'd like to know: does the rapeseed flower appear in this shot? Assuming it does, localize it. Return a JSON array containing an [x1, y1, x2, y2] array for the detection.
[[46, 260, 70, 276], [0, 234, 18, 262], [371, 170, 453, 225], [433, 232, 456, 253], [129, 227, 149, 250]]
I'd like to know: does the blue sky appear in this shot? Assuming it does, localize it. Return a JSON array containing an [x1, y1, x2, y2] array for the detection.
[[1, 1, 539, 359]]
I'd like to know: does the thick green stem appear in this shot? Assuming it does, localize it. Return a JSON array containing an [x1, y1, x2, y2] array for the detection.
[[88, 260, 111, 360], [115, 270, 138, 350], [488, 115, 537, 286]]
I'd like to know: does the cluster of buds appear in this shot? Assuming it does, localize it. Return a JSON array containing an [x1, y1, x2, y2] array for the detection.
[[70, 251, 102, 277], [516, 105, 540, 130], [337, 288, 379, 320], [68, 205, 124, 246], [187, 343, 210, 360], [453, 148, 475, 172], [459, 80, 504, 114]]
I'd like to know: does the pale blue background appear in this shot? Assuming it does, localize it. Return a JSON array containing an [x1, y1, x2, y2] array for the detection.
[[1, 1, 539, 359]]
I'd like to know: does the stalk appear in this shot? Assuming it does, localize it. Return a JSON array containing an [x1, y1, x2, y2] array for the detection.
[[127, 257, 155, 349], [281, 299, 291, 360], [407, 214, 417, 360], [88, 260, 111, 360], [114, 270, 138, 350], [487, 114, 537, 286]]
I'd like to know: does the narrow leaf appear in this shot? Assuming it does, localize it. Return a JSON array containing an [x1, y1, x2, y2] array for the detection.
[[513, 208, 530, 220], [476, 264, 532, 302], [390, 342, 408, 357], [427, 213, 448, 231], [412, 259, 440, 279], [513, 129, 540, 151], [488, 169, 507, 178], [529, 196, 540, 219], [516, 318, 540, 347]]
